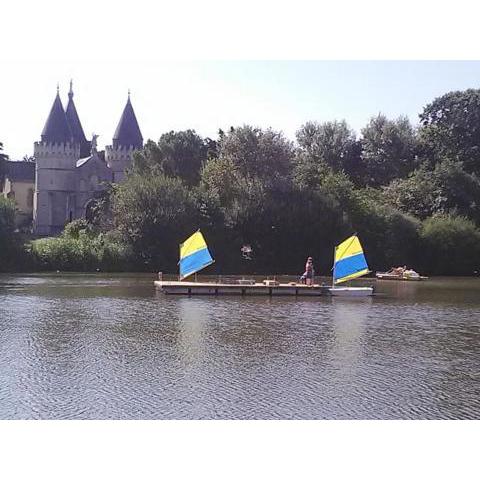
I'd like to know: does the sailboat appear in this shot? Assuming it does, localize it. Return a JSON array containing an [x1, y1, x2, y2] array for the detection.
[[328, 235, 374, 297]]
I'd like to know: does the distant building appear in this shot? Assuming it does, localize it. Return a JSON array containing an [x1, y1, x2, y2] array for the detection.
[[4, 82, 143, 235], [1, 160, 35, 227]]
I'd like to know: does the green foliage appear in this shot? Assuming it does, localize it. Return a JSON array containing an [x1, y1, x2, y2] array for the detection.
[[0, 196, 32, 271], [0, 196, 15, 234], [419, 215, 480, 275], [112, 173, 197, 270], [360, 114, 417, 186], [200, 157, 268, 227], [384, 159, 480, 222], [199, 170, 349, 274], [132, 130, 209, 185], [198, 128, 334, 273], [83, 185, 116, 231], [30, 220, 133, 271], [0, 196, 16, 268], [419, 89, 480, 173], [295, 120, 362, 184], [114, 116, 477, 274], [218, 125, 294, 183]]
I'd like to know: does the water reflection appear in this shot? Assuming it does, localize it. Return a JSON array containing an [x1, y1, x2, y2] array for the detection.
[[177, 298, 208, 367], [330, 298, 369, 375]]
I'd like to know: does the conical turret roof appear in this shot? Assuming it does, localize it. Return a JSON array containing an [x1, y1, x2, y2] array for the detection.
[[112, 93, 143, 149], [41, 88, 73, 144], [66, 81, 90, 157]]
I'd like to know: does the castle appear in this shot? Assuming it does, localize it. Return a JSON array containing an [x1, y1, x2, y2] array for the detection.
[[2, 82, 143, 235]]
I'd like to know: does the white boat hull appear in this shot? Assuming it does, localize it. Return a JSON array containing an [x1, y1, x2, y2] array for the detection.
[[376, 273, 427, 281], [328, 287, 374, 297]]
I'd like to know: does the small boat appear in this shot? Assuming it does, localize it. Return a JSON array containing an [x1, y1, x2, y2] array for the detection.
[[376, 270, 428, 281], [328, 235, 374, 297]]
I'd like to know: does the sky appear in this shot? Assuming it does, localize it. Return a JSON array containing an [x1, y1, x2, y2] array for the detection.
[[2, 60, 480, 160]]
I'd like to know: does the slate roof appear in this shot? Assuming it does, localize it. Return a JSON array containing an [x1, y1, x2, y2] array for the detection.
[[112, 95, 143, 149], [41, 91, 73, 144], [66, 83, 91, 157], [5, 160, 35, 182]]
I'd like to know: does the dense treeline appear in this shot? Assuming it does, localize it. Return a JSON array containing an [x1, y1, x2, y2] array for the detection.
[[3, 89, 480, 275]]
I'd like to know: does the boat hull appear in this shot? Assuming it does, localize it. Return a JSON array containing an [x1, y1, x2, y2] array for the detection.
[[328, 287, 374, 297], [376, 273, 427, 281]]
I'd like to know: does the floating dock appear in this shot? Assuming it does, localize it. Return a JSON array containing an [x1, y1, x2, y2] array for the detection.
[[154, 279, 332, 296]]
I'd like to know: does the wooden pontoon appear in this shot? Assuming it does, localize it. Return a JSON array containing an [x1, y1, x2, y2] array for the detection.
[[155, 277, 332, 296]]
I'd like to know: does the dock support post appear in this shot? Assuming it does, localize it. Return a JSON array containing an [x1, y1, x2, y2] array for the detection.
[[158, 272, 163, 281]]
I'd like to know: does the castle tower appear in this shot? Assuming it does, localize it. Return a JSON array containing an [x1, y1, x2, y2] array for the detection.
[[34, 86, 80, 235], [105, 91, 143, 183], [65, 80, 91, 158]]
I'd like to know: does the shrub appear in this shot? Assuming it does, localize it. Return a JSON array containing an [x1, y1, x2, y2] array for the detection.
[[30, 221, 134, 272], [419, 214, 480, 275]]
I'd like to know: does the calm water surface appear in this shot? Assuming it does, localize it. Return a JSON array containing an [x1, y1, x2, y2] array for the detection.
[[0, 273, 479, 419]]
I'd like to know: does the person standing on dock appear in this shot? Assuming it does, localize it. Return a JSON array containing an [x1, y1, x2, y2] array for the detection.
[[301, 257, 315, 285]]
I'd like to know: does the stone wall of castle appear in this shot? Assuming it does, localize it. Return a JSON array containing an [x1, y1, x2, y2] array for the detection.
[[105, 145, 137, 183], [34, 141, 80, 235]]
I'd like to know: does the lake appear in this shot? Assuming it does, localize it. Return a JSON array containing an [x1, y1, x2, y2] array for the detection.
[[0, 273, 479, 419]]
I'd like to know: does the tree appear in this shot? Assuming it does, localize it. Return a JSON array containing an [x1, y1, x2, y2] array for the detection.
[[84, 184, 116, 231], [132, 130, 209, 186], [197, 126, 297, 271], [0, 196, 16, 271], [295, 120, 362, 183], [383, 159, 480, 223], [0, 142, 8, 188], [419, 89, 480, 174], [112, 173, 198, 270], [218, 125, 294, 183], [360, 114, 417, 186]]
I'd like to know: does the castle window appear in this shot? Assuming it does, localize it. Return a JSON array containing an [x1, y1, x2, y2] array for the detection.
[[90, 175, 99, 189], [27, 189, 34, 208]]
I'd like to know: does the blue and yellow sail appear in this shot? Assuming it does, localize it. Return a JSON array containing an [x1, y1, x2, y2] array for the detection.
[[179, 230, 215, 280], [333, 235, 370, 284]]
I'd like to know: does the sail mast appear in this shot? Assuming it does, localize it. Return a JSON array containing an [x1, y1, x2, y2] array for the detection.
[[332, 246, 336, 288]]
